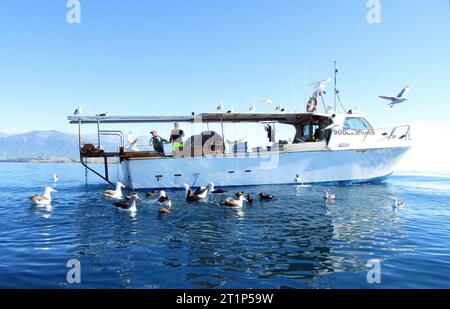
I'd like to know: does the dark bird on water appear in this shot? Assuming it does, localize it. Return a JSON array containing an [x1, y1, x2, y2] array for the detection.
[[259, 193, 273, 200]]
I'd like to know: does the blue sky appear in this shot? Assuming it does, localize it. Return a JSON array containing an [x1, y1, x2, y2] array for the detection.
[[0, 0, 449, 134]]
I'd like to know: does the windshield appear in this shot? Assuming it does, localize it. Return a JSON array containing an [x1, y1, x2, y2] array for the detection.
[[343, 117, 373, 130]]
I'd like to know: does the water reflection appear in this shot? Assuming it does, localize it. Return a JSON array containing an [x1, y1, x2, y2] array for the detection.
[[68, 182, 411, 288]]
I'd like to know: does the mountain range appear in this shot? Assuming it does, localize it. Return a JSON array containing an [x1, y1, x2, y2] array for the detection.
[[0, 130, 123, 161]]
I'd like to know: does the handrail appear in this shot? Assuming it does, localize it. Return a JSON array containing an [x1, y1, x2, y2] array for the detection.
[[99, 130, 125, 149], [360, 125, 410, 143], [388, 125, 410, 140]]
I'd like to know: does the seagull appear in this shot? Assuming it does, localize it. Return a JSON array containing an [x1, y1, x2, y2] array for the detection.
[[246, 194, 253, 204], [158, 207, 171, 215], [124, 193, 142, 201], [275, 104, 286, 113], [103, 182, 125, 200], [29, 187, 57, 205], [112, 193, 141, 212], [157, 191, 172, 215], [259, 193, 274, 200], [310, 78, 331, 97], [379, 86, 411, 108], [324, 191, 336, 201], [260, 99, 273, 105], [226, 106, 234, 113], [145, 190, 158, 197], [217, 101, 224, 112], [249, 104, 256, 113], [207, 182, 227, 194], [73, 106, 82, 116], [183, 183, 209, 201], [158, 190, 172, 208], [96, 112, 109, 117], [295, 174, 311, 188], [126, 132, 139, 151], [392, 198, 405, 210], [220, 193, 248, 208], [53, 174, 58, 183]]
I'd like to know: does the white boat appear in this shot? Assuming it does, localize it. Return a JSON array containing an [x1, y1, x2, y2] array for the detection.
[[68, 111, 411, 189]]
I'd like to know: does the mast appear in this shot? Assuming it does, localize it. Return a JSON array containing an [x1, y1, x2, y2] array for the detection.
[[334, 61, 337, 112]]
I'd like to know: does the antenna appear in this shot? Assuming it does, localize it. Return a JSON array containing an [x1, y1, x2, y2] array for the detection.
[[334, 61, 337, 112]]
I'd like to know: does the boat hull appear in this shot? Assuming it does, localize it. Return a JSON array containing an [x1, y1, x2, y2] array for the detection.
[[120, 147, 410, 189]]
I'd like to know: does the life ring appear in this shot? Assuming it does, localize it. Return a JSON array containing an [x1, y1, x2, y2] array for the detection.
[[306, 97, 318, 113]]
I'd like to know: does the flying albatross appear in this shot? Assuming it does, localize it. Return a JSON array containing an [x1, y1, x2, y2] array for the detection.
[[379, 86, 411, 108]]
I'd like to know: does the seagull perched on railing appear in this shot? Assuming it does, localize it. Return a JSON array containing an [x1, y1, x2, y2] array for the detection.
[[249, 104, 256, 113], [73, 106, 82, 116], [96, 112, 109, 117], [275, 104, 286, 113], [226, 106, 234, 113], [379, 86, 411, 108], [217, 101, 224, 112]]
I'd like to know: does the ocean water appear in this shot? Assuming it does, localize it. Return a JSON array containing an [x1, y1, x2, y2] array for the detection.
[[0, 163, 450, 289]]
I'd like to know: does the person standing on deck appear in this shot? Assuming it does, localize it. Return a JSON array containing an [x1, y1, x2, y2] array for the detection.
[[169, 122, 184, 156], [149, 130, 168, 155]]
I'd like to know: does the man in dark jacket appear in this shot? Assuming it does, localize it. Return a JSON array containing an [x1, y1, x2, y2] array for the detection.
[[149, 130, 168, 154]]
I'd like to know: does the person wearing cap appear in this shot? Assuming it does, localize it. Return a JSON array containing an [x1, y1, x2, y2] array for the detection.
[[169, 122, 184, 156], [149, 130, 168, 154]]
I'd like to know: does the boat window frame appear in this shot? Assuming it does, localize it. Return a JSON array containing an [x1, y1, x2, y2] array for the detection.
[[343, 116, 373, 130]]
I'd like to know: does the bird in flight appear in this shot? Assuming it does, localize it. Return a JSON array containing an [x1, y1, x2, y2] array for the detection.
[[73, 106, 82, 116], [379, 86, 411, 108]]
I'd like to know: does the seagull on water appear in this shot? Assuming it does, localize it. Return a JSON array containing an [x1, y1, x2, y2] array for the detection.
[[207, 182, 227, 194], [220, 192, 248, 208], [103, 182, 125, 200], [260, 193, 274, 201], [295, 174, 311, 188], [73, 106, 82, 116], [112, 193, 141, 213], [157, 190, 172, 214], [183, 183, 209, 201], [392, 198, 405, 210], [324, 191, 336, 201], [53, 174, 58, 183], [29, 187, 57, 205]]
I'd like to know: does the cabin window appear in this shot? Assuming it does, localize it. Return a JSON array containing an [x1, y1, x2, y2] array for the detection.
[[344, 117, 373, 130], [302, 125, 310, 138]]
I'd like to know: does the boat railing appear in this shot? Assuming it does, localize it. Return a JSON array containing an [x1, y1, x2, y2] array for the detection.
[[387, 125, 411, 140], [98, 130, 125, 151], [360, 125, 411, 143]]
